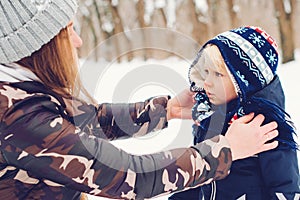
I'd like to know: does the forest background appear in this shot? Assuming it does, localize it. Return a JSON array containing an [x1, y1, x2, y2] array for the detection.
[[76, 0, 299, 64]]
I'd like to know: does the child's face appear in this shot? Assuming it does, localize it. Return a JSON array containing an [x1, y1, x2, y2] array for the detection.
[[199, 46, 238, 105], [201, 64, 237, 105]]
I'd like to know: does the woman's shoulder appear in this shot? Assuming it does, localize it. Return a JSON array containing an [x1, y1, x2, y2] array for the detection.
[[0, 81, 96, 125], [0, 81, 68, 121], [0, 81, 64, 104]]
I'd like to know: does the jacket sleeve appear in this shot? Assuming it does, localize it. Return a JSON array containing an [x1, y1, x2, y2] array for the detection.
[[66, 95, 170, 140], [0, 96, 232, 199], [97, 95, 170, 139], [258, 148, 300, 200]]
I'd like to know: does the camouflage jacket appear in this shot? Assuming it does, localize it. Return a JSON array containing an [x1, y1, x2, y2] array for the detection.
[[0, 80, 232, 200]]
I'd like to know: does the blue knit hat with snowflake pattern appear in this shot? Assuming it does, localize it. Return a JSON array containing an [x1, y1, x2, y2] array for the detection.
[[203, 26, 279, 102]]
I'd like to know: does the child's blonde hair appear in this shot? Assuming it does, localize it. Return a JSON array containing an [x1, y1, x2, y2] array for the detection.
[[202, 44, 227, 72], [190, 44, 235, 92]]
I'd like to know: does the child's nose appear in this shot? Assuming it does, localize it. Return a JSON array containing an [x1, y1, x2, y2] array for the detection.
[[204, 75, 213, 87]]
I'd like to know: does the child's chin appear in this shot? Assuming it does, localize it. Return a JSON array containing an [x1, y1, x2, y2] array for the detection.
[[208, 99, 217, 105], [209, 99, 225, 105]]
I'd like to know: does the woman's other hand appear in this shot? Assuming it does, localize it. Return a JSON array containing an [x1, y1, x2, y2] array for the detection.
[[225, 113, 279, 161]]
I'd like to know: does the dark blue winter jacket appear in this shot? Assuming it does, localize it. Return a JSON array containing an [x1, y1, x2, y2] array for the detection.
[[169, 76, 300, 200]]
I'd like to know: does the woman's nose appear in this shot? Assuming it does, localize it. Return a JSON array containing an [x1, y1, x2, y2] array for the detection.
[[71, 31, 83, 48]]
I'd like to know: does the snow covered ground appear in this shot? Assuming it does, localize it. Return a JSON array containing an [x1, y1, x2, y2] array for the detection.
[[83, 50, 300, 200]]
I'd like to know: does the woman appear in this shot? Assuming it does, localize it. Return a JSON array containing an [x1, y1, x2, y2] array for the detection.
[[0, 1, 278, 199]]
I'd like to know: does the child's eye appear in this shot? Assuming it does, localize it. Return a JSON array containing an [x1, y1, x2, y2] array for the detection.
[[215, 72, 223, 77]]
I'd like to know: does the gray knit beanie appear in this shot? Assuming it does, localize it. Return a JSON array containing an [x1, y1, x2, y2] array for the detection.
[[0, 0, 78, 64]]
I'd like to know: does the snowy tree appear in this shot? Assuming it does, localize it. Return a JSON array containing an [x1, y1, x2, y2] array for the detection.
[[76, 0, 299, 64], [273, 0, 296, 63]]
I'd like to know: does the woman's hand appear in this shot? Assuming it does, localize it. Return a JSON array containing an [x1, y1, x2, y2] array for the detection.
[[167, 89, 195, 121], [225, 113, 279, 161]]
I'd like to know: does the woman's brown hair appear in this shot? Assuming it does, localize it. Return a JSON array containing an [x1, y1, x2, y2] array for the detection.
[[17, 25, 94, 103]]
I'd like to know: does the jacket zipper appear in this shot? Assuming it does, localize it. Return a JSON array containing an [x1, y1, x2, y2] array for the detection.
[[210, 181, 216, 200]]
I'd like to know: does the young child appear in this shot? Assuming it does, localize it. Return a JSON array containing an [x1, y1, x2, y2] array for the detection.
[[174, 26, 299, 199]]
